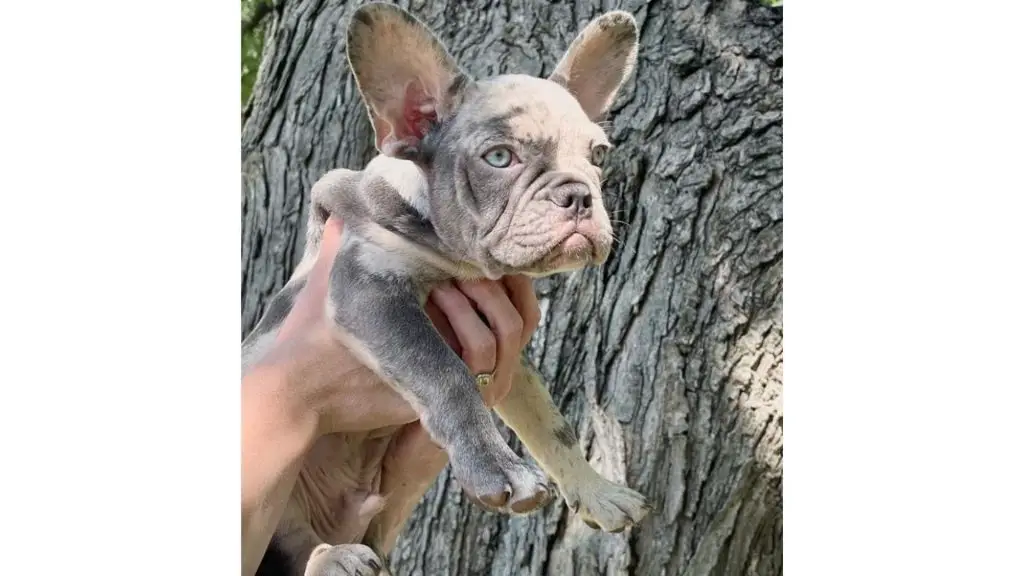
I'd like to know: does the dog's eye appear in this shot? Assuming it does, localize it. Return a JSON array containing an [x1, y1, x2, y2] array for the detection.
[[482, 147, 514, 168], [591, 145, 609, 167]]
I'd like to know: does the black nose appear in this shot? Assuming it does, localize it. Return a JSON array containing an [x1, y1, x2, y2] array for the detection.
[[552, 184, 593, 216]]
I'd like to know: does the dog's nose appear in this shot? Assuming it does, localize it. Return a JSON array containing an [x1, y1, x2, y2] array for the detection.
[[551, 183, 593, 217]]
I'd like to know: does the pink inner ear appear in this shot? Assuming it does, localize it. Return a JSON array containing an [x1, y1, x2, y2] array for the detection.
[[401, 82, 437, 142]]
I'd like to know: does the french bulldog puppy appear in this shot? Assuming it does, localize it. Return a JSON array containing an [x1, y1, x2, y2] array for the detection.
[[242, 3, 650, 575]]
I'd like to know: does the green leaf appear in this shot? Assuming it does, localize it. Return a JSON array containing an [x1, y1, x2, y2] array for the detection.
[[240, 0, 267, 106]]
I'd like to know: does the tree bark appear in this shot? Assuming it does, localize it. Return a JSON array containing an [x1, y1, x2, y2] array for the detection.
[[241, 1, 782, 575]]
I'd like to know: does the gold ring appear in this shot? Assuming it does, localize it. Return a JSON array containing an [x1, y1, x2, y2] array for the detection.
[[476, 372, 494, 388]]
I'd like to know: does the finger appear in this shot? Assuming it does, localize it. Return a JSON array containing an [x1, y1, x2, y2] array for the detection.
[[457, 280, 523, 352], [308, 216, 345, 285], [502, 275, 541, 349], [429, 281, 496, 374], [425, 298, 462, 357], [456, 279, 522, 405], [277, 218, 345, 341], [322, 215, 345, 248]]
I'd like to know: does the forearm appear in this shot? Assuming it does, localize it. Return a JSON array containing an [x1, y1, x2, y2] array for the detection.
[[241, 364, 318, 576]]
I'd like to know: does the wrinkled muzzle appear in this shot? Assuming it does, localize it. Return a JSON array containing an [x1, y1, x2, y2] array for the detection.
[[488, 180, 613, 276]]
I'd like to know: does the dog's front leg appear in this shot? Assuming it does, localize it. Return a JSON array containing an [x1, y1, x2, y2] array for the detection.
[[494, 358, 652, 532], [328, 244, 550, 515]]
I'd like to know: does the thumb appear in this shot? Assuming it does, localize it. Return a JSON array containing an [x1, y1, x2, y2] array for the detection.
[[276, 217, 344, 341], [308, 216, 345, 281], [320, 216, 345, 256]]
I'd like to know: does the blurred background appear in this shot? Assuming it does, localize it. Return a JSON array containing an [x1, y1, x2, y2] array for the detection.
[[241, 1, 782, 574]]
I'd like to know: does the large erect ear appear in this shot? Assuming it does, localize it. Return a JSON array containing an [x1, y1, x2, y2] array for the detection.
[[346, 2, 467, 156], [549, 11, 639, 121]]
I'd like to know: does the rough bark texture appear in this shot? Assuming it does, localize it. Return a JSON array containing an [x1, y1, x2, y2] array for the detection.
[[241, 1, 782, 575]]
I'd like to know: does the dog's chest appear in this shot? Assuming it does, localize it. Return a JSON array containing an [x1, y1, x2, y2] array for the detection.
[[292, 428, 398, 543]]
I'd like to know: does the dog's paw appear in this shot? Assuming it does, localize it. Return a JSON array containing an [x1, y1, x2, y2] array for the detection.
[[563, 475, 651, 533], [450, 446, 553, 514], [304, 543, 385, 576]]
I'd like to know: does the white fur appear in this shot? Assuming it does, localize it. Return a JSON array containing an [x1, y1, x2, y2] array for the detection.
[[365, 156, 431, 218]]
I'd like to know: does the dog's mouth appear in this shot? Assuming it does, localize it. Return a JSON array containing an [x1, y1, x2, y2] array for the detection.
[[485, 213, 614, 277], [539, 232, 596, 267], [518, 224, 611, 276]]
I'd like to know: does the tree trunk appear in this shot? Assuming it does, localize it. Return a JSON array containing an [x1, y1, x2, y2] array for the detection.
[[241, 1, 782, 575]]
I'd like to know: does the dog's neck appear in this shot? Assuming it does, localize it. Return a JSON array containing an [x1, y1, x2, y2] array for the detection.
[[343, 155, 491, 282]]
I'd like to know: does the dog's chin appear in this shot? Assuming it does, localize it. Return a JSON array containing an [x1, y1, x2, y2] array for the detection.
[[539, 233, 598, 271], [510, 232, 611, 278]]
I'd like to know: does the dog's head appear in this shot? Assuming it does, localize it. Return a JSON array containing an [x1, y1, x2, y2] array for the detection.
[[346, 3, 638, 278]]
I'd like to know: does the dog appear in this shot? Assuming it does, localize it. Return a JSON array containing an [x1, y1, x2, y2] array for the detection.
[[242, 3, 650, 575]]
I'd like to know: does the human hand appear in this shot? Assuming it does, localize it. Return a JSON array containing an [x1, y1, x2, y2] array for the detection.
[[247, 216, 540, 438], [241, 215, 541, 571]]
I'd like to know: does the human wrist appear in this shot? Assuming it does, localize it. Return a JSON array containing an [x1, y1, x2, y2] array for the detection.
[[242, 360, 321, 448], [241, 362, 321, 576]]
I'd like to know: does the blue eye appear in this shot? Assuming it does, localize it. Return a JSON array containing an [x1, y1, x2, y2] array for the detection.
[[483, 147, 514, 168]]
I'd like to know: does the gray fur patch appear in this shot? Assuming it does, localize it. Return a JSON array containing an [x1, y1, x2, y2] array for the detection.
[[553, 421, 579, 448], [243, 278, 305, 345]]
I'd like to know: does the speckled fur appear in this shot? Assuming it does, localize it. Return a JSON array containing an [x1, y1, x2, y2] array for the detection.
[[242, 4, 650, 575]]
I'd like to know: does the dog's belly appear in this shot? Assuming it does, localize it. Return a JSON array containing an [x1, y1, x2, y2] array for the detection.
[[292, 427, 400, 544]]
